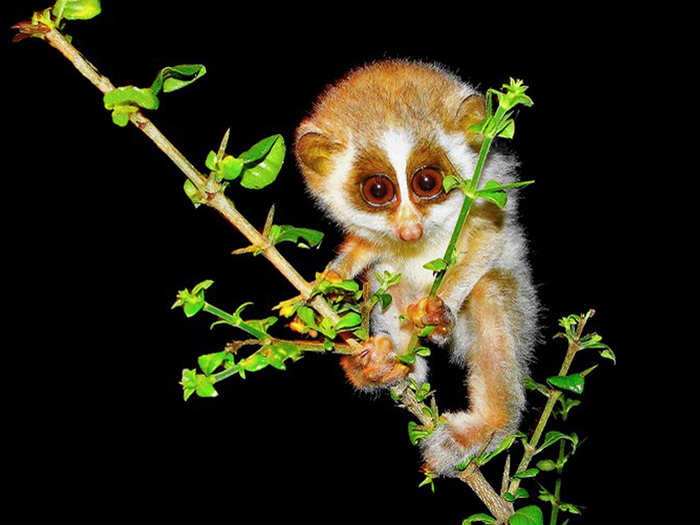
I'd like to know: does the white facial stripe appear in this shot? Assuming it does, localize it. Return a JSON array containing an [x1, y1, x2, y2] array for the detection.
[[435, 126, 477, 181], [379, 128, 414, 205]]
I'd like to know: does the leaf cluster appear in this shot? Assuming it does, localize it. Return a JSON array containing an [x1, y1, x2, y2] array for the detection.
[[461, 312, 614, 525], [104, 64, 207, 127]]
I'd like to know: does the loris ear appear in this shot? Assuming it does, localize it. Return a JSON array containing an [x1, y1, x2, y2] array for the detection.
[[295, 123, 345, 182], [454, 94, 487, 151]]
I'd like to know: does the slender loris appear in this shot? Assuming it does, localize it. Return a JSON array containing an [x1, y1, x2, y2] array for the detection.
[[294, 60, 538, 476]]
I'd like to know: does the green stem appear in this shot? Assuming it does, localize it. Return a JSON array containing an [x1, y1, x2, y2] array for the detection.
[[549, 440, 566, 525], [210, 337, 354, 384], [507, 310, 593, 496], [202, 303, 269, 340], [429, 135, 493, 297]]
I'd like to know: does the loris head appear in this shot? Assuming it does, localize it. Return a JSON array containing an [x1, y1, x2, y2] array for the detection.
[[294, 60, 486, 247]]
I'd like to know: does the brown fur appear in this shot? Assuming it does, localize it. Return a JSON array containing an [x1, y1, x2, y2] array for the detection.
[[295, 61, 485, 188], [294, 60, 537, 475], [459, 269, 521, 435]]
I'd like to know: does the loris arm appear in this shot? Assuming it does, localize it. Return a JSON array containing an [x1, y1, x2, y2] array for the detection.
[[440, 224, 504, 313], [410, 219, 504, 344], [326, 235, 380, 280]]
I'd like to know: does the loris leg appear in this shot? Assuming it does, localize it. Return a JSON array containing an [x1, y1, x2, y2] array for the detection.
[[422, 269, 530, 476]]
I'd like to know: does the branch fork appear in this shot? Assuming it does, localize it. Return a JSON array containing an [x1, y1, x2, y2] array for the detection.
[[16, 20, 544, 525]]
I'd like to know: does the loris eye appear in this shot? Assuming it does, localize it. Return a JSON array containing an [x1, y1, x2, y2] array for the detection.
[[361, 175, 395, 206], [411, 167, 443, 199]]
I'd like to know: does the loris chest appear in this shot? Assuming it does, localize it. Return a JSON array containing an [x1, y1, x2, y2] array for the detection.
[[370, 238, 451, 308]]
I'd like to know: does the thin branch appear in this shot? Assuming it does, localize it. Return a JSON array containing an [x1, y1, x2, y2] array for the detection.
[[507, 310, 594, 496], [391, 384, 513, 523], [501, 454, 511, 497], [29, 24, 509, 520], [41, 27, 343, 330]]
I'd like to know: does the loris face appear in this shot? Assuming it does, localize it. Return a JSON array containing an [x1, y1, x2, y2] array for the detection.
[[294, 60, 486, 248]]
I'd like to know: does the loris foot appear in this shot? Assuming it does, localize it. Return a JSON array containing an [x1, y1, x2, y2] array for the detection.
[[340, 335, 409, 390], [421, 412, 511, 476], [407, 296, 454, 345]]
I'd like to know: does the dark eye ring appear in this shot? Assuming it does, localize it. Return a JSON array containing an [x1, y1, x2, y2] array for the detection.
[[411, 167, 443, 199], [361, 175, 395, 206]]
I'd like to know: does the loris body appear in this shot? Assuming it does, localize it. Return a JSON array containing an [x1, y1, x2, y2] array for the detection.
[[294, 60, 538, 476]]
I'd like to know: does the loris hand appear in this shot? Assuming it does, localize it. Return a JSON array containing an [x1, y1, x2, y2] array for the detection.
[[407, 296, 454, 345], [340, 335, 409, 389]]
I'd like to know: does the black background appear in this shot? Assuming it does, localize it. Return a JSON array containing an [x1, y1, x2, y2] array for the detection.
[[2, 3, 689, 524]]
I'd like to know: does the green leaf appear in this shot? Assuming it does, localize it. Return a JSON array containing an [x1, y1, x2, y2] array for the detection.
[[423, 258, 448, 272], [524, 376, 550, 397], [315, 279, 360, 296], [110, 107, 133, 127], [239, 134, 286, 189], [443, 175, 463, 193], [180, 368, 197, 401], [268, 224, 324, 248], [232, 302, 254, 321], [496, 79, 534, 112], [536, 459, 557, 472], [317, 318, 337, 339], [397, 352, 416, 364], [558, 503, 582, 515], [376, 271, 401, 288], [192, 280, 214, 294], [477, 180, 508, 208], [240, 352, 270, 372], [484, 180, 536, 191], [508, 505, 543, 525], [557, 314, 580, 339], [239, 135, 279, 163], [219, 155, 244, 181], [104, 86, 160, 111], [536, 431, 579, 455], [53, 0, 101, 20], [555, 396, 581, 420], [245, 316, 278, 335], [504, 488, 529, 502], [377, 292, 392, 310], [172, 286, 207, 318], [462, 514, 496, 524], [419, 325, 436, 337], [194, 373, 218, 398], [537, 486, 557, 505], [416, 347, 431, 357], [513, 468, 539, 479], [547, 373, 585, 394], [407, 421, 432, 445], [599, 347, 617, 364], [353, 327, 368, 340], [418, 474, 436, 493], [198, 351, 230, 375], [183, 297, 204, 317], [205, 150, 218, 171], [498, 119, 515, 139], [150, 64, 207, 95], [334, 312, 362, 331], [296, 305, 317, 328], [474, 432, 524, 466], [183, 179, 202, 208]]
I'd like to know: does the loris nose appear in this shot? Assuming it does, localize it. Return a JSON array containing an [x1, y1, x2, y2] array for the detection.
[[398, 223, 423, 242]]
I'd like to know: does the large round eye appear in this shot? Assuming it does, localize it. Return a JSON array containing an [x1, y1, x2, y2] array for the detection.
[[411, 167, 443, 199], [361, 175, 395, 206]]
